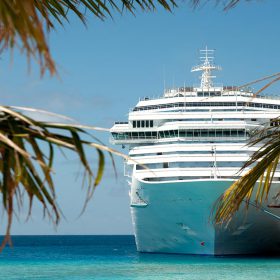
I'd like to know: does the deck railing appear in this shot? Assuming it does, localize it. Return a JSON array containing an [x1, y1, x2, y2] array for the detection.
[[110, 135, 248, 143], [130, 100, 280, 112], [137, 90, 280, 103]]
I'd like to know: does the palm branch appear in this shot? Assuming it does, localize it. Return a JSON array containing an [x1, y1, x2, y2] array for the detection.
[[0, 0, 177, 75], [214, 126, 280, 225], [0, 105, 127, 249], [213, 73, 280, 225], [0, 0, 250, 75]]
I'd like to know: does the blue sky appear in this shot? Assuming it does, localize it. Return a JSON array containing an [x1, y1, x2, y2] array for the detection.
[[1, 1, 280, 235]]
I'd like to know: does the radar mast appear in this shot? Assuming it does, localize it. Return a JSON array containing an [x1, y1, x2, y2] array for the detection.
[[191, 47, 221, 89]]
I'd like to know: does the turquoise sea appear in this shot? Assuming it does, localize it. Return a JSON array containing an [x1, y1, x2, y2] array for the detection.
[[0, 235, 279, 280]]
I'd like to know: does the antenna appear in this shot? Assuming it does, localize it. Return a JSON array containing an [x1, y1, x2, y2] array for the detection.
[[191, 46, 222, 89]]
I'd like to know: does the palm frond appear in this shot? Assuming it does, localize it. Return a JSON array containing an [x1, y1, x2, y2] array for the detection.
[[190, 1, 251, 10], [0, 0, 177, 75], [238, 72, 280, 90], [213, 125, 280, 225], [1, 0, 252, 75], [0, 106, 117, 249], [213, 68, 280, 225]]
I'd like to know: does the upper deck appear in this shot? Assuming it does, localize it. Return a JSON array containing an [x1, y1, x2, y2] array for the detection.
[[163, 86, 251, 98], [132, 87, 280, 112], [110, 48, 280, 145]]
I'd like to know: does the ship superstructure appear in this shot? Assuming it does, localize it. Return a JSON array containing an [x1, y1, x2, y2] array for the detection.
[[110, 48, 280, 255]]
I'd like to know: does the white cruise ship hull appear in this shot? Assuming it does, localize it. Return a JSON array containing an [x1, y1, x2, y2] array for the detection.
[[130, 177, 280, 255]]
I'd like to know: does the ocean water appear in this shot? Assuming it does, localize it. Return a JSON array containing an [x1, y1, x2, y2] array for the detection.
[[0, 235, 279, 280]]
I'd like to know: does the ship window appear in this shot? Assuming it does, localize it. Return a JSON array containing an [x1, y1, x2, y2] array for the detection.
[[133, 121, 136, 128], [126, 128, 249, 140], [150, 120, 154, 127], [169, 130, 176, 137], [209, 130, 215, 137], [216, 130, 222, 137], [116, 133, 125, 140], [251, 118, 257, 121], [270, 119, 280, 126], [223, 130, 231, 137], [132, 101, 280, 111], [238, 130, 245, 136], [146, 120, 149, 127], [136, 165, 145, 170], [163, 162, 169, 168], [193, 130, 199, 137], [179, 130, 186, 137], [201, 130, 208, 137], [185, 131, 192, 137], [231, 130, 238, 137], [137, 120, 140, 128], [141, 120, 145, 127]]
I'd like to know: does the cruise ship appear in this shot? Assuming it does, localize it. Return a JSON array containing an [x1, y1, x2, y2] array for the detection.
[[110, 48, 280, 255]]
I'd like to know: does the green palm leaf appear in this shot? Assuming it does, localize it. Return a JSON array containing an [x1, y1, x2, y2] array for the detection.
[[212, 71, 280, 225], [214, 120, 280, 225], [0, 106, 119, 249]]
